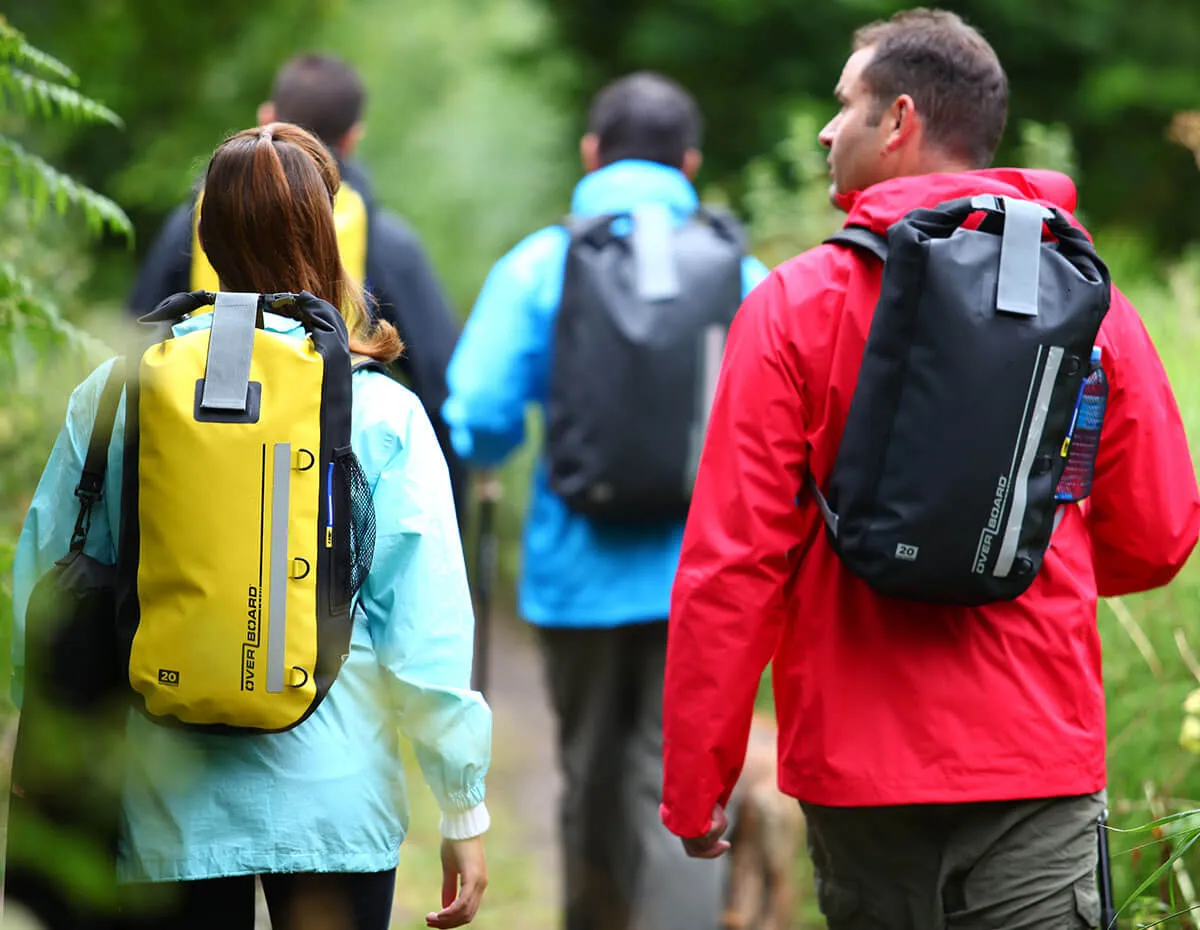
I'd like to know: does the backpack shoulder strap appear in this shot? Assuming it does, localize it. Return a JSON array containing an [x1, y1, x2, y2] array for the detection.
[[694, 203, 748, 251], [71, 358, 124, 550], [824, 226, 889, 263]]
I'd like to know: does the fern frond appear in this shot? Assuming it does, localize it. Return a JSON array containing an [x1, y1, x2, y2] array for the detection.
[[0, 262, 111, 369], [0, 17, 77, 86], [0, 135, 132, 240], [0, 259, 32, 300], [0, 68, 121, 127]]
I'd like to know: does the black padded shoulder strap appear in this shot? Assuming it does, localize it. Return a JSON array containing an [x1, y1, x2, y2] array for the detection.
[[70, 358, 125, 550], [824, 226, 889, 263], [78, 359, 125, 499]]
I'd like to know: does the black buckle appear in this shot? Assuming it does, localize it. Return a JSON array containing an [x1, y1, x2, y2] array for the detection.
[[70, 475, 102, 551], [69, 499, 93, 551], [75, 474, 103, 501]]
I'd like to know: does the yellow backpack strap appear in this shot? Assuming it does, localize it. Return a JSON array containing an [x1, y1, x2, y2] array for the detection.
[[189, 179, 370, 292], [334, 181, 368, 288], [189, 188, 221, 294]]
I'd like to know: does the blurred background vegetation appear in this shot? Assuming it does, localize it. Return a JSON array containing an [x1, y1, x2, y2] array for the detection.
[[3, 0, 1200, 926]]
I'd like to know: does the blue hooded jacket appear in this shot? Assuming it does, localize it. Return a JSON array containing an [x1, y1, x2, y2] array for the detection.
[[442, 160, 769, 627]]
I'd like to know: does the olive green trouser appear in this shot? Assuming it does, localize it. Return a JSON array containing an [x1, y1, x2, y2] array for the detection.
[[802, 790, 1106, 930]]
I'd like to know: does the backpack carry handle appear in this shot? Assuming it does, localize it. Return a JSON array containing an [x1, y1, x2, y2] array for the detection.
[[139, 290, 347, 339], [907, 195, 1110, 316], [917, 194, 1094, 255]]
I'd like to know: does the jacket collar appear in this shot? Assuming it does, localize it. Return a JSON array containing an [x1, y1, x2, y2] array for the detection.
[[569, 159, 699, 218], [173, 309, 303, 338], [836, 168, 1081, 235]]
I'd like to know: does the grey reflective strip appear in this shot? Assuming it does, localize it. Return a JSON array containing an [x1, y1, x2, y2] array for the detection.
[[995, 197, 1045, 317], [200, 292, 258, 411], [267, 442, 291, 694], [806, 473, 839, 539], [684, 324, 727, 491], [994, 346, 1064, 577], [632, 205, 680, 302]]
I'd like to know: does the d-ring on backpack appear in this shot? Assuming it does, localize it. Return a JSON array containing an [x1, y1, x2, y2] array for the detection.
[[117, 290, 376, 734]]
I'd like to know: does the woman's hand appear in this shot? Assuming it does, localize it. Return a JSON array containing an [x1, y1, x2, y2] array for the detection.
[[425, 836, 488, 928]]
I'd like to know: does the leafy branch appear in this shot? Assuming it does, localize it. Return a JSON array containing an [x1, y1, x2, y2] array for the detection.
[[0, 16, 76, 85], [0, 67, 122, 127], [0, 16, 130, 242], [0, 136, 131, 238]]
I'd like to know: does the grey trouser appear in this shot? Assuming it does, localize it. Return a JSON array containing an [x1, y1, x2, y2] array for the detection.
[[802, 790, 1106, 930], [538, 621, 723, 930]]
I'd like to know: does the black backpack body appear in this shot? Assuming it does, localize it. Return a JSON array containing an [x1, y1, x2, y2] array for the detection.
[[809, 194, 1112, 605], [546, 205, 745, 523]]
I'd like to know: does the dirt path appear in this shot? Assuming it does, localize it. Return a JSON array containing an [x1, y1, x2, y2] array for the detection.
[[480, 610, 563, 887]]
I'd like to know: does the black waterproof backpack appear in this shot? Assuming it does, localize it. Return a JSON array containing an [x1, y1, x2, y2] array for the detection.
[[808, 194, 1112, 605], [546, 205, 745, 523]]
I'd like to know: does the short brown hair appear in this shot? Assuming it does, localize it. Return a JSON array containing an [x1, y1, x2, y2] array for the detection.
[[853, 9, 1008, 169], [269, 54, 365, 149], [199, 123, 401, 363]]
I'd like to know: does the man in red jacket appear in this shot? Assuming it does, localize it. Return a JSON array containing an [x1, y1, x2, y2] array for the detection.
[[661, 8, 1200, 929]]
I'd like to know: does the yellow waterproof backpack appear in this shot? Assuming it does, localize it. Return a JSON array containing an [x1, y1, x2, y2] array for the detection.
[[189, 182, 370, 292], [116, 290, 375, 734]]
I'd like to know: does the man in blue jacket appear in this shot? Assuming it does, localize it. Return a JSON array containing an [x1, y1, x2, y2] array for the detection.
[[443, 72, 769, 930]]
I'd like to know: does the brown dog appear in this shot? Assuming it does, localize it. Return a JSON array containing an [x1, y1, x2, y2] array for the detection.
[[722, 713, 806, 930]]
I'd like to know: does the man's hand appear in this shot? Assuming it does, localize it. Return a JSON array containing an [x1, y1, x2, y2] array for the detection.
[[681, 804, 731, 859], [426, 836, 488, 928]]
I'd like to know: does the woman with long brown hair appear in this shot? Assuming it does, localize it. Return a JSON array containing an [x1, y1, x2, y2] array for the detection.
[[12, 122, 491, 930]]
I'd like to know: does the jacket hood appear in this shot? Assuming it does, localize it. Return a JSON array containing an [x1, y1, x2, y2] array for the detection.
[[835, 168, 1080, 235], [570, 159, 699, 218]]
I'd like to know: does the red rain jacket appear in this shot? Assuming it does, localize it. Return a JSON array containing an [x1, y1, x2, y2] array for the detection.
[[661, 169, 1200, 840]]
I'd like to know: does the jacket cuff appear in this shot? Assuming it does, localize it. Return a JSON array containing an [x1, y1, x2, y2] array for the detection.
[[660, 800, 712, 840], [440, 803, 491, 840]]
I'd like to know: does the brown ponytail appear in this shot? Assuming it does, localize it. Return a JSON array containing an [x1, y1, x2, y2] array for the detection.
[[197, 122, 402, 363]]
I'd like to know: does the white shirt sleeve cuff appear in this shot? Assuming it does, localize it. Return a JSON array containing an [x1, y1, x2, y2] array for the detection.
[[440, 802, 491, 840]]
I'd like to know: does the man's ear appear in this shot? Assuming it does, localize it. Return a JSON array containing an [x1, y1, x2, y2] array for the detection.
[[337, 122, 365, 160], [682, 148, 703, 180], [580, 133, 601, 173], [256, 102, 276, 128], [883, 94, 918, 154]]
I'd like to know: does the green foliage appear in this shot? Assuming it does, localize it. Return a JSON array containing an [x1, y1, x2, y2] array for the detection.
[[3, 0, 575, 315], [323, 0, 575, 312], [0, 17, 129, 240], [704, 108, 841, 268], [535, 0, 1200, 253], [0, 21, 127, 723], [0, 14, 128, 524]]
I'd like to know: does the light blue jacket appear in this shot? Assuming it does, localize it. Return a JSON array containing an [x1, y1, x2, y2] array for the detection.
[[12, 312, 492, 882], [442, 160, 770, 627]]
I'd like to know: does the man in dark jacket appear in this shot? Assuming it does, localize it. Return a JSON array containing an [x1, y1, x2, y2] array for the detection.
[[661, 9, 1200, 930], [128, 53, 468, 522]]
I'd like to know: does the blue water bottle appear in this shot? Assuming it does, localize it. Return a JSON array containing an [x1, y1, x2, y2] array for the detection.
[[1056, 346, 1108, 502]]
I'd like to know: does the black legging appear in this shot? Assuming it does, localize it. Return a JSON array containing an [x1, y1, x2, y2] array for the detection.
[[118, 869, 397, 930]]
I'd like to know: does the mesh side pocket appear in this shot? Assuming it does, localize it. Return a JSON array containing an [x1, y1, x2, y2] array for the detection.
[[334, 449, 376, 603]]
